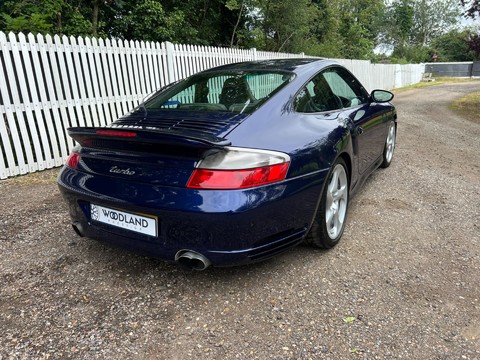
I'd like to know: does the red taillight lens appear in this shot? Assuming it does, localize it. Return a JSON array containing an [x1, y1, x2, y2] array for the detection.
[[95, 129, 137, 137], [187, 147, 290, 190], [66, 152, 80, 169], [187, 163, 290, 189]]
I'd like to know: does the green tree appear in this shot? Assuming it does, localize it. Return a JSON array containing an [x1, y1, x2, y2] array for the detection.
[[412, 0, 461, 47], [430, 30, 478, 61], [257, 0, 319, 53], [0, 0, 101, 36], [111, 0, 196, 43], [225, 0, 259, 47], [161, 0, 242, 46], [336, 0, 384, 59], [383, 0, 415, 57], [3, 0, 464, 62], [383, 0, 462, 62], [0, 0, 64, 34]]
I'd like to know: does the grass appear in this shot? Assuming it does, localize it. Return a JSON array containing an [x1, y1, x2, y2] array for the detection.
[[0, 167, 59, 186], [393, 77, 480, 92], [449, 92, 480, 124]]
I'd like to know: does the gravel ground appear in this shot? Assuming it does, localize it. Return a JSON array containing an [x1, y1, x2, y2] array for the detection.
[[1, 82, 479, 359]]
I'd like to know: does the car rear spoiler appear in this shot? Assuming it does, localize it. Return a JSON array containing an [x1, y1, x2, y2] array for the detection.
[[68, 127, 231, 150]]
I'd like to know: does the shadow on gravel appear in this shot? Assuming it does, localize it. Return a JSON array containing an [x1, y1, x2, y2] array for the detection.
[[71, 231, 331, 293]]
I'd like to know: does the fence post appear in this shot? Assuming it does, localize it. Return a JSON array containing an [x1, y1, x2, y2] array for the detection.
[[165, 41, 176, 83], [251, 48, 257, 61]]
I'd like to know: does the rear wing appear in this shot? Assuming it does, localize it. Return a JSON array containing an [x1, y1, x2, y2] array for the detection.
[[68, 127, 231, 152]]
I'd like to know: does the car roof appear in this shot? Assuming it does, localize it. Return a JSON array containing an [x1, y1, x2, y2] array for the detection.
[[201, 58, 332, 74]]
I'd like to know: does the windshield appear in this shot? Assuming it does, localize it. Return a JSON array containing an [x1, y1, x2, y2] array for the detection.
[[144, 70, 294, 114]]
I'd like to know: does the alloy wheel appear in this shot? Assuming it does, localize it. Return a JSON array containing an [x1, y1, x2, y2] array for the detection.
[[385, 122, 396, 163], [325, 164, 348, 239]]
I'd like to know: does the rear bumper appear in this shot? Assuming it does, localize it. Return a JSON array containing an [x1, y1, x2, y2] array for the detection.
[[58, 166, 328, 266]]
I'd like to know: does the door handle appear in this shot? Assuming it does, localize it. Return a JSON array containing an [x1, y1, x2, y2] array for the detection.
[[357, 126, 364, 135]]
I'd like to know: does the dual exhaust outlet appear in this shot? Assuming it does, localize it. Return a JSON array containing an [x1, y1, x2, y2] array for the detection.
[[72, 222, 211, 271]]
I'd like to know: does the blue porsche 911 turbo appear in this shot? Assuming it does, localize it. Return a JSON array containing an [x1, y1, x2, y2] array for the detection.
[[58, 58, 396, 270]]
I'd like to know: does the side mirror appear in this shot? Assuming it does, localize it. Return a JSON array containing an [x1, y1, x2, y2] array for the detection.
[[370, 90, 394, 103]]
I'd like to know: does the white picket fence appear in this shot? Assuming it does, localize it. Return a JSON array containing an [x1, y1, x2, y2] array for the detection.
[[0, 31, 424, 179]]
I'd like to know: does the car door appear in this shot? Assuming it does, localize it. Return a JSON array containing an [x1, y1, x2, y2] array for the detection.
[[322, 67, 387, 175]]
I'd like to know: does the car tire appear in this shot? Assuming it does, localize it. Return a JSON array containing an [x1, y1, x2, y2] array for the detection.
[[305, 157, 349, 249], [380, 121, 396, 168]]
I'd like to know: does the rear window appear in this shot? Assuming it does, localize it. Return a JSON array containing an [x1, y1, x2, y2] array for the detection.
[[144, 71, 294, 114]]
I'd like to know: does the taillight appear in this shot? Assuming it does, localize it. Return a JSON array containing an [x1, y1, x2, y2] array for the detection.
[[66, 152, 80, 169], [187, 147, 290, 189]]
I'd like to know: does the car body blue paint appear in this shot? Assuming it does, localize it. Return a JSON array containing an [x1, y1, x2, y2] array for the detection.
[[57, 58, 396, 267]]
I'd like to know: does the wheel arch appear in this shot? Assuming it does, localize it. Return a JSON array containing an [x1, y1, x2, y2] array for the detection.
[[337, 152, 352, 191], [304, 153, 350, 248], [305, 151, 351, 229]]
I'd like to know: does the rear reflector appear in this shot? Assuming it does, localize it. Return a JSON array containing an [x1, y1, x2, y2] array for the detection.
[[96, 129, 137, 137], [187, 147, 290, 189]]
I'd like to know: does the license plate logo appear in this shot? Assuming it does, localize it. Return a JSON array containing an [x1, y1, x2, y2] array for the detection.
[[90, 204, 157, 237]]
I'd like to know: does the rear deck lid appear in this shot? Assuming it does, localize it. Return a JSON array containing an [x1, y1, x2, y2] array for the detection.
[[67, 116, 237, 186], [112, 109, 248, 138]]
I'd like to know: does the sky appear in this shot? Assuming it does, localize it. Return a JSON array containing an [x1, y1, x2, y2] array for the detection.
[[460, 15, 478, 28]]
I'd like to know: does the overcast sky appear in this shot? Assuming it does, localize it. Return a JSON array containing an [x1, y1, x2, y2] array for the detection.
[[460, 16, 478, 28]]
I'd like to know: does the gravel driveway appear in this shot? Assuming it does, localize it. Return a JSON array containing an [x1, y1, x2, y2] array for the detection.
[[1, 82, 479, 359]]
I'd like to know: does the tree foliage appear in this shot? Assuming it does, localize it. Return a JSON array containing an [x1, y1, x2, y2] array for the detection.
[[0, 0, 473, 62], [412, 0, 461, 47], [461, 0, 480, 18], [467, 33, 480, 57], [316, 0, 385, 59], [0, 0, 89, 35], [382, 0, 469, 62], [259, 0, 319, 52], [109, 1, 197, 43], [431, 30, 478, 61]]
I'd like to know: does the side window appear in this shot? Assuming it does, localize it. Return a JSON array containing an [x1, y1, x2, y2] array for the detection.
[[323, 68, 369, 107], [294, 72, 343, 113]]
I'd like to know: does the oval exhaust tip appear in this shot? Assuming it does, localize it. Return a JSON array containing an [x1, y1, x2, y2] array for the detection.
[[175, 250, 211, 271], [72, 222, 84, 237]]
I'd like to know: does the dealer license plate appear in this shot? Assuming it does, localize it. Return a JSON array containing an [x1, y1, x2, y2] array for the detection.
[[90, 204, 157, 237]]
